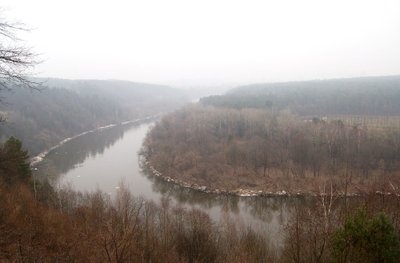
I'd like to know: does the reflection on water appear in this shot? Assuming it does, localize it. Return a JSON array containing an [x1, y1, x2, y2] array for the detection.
[[144, 153, 309, 222], [34, 121, 162, 201], [34, 120, 309, 247], [36, 125, 125, 177]]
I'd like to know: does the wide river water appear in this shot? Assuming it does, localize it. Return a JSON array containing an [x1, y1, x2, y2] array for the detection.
[[33, 120, 304, 248]]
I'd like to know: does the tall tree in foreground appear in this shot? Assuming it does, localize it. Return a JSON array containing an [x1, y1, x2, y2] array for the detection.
[[0, 136, 31, 185], [331, 208, 400, 263]]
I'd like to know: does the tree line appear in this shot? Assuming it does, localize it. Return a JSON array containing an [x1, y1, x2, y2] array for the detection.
[[201, 75, 400, 116]]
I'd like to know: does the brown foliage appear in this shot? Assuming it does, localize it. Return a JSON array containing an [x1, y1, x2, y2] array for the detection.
[[143, 105, 400, 194], [0, 180, 277, 262]]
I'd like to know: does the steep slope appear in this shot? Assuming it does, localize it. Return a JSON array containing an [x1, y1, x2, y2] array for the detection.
[[0, 78, 188, 155]]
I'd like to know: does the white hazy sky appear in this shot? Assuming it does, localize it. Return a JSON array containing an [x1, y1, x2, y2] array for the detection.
[[2, 0, 400, 86]]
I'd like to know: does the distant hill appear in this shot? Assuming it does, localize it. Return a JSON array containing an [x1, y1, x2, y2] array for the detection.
[[201, 75, 400, 116], [0, 78, 188, 155], [37, 78, 188, 116]]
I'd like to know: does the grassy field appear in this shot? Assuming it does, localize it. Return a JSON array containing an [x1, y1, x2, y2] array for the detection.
[[305, 115, 400, 130]]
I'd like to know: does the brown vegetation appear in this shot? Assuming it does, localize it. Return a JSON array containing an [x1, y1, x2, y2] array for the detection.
[[0, 180, 279, 262], [143, 105, 400, 195], [2, 179, 400, 262], [1, 136, 400, 262]]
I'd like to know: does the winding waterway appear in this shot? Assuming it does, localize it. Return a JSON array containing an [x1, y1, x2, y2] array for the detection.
[[33, 120, 304, 248]]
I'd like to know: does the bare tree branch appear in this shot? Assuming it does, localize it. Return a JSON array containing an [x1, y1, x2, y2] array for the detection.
[[0, 11, 40, 92]]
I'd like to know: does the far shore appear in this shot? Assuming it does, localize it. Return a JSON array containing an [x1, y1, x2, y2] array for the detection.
[[30, 114, 160, 167]]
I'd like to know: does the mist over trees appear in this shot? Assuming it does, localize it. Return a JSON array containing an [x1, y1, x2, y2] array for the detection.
[[0, 17, 188, 156], [139, 75, 400, 261], [144, 75, 400, 195], [2, 3, 400, 262], [201, 76, 400, 116], [0, 79, 188, 155], [143, 93, 400, 262]]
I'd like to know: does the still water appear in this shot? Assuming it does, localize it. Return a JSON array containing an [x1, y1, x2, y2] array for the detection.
[[34, 121, 301, 247]]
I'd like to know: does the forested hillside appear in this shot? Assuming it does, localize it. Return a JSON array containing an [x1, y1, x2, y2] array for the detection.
[[41, 78, 188, 116], [144, 76, 400, 195], [201, 75, 400, 116], [0, 79, 188, 155]]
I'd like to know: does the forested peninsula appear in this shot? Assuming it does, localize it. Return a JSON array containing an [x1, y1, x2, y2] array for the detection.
[[143, 76, 400, 196]]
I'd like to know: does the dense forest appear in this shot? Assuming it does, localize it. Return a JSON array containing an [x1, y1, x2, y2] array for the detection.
[[201, 75, 400, 116], [0, 79, 188, 155]]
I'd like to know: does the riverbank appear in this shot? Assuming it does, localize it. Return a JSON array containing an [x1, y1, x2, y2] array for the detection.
[[141, 156, 400, 198], [30, 114, 160, 167]]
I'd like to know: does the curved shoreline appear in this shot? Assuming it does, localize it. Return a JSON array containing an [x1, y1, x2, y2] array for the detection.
[[30, 114, 160, 167], [140, 159, 368, 197], [141, 157, 398, 198]]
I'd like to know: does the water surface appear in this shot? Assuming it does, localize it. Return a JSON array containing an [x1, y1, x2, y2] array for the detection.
[[34, 121, 300, 247]]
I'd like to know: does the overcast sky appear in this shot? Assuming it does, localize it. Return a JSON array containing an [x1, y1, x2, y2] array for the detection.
[[2, 0, 400, 86]]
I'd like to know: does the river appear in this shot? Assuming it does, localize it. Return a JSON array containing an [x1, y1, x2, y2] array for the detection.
[[33, 120, 303, 248]]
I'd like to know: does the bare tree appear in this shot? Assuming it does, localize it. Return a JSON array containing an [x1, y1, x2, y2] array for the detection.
[[0, 11, 38, 92]]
